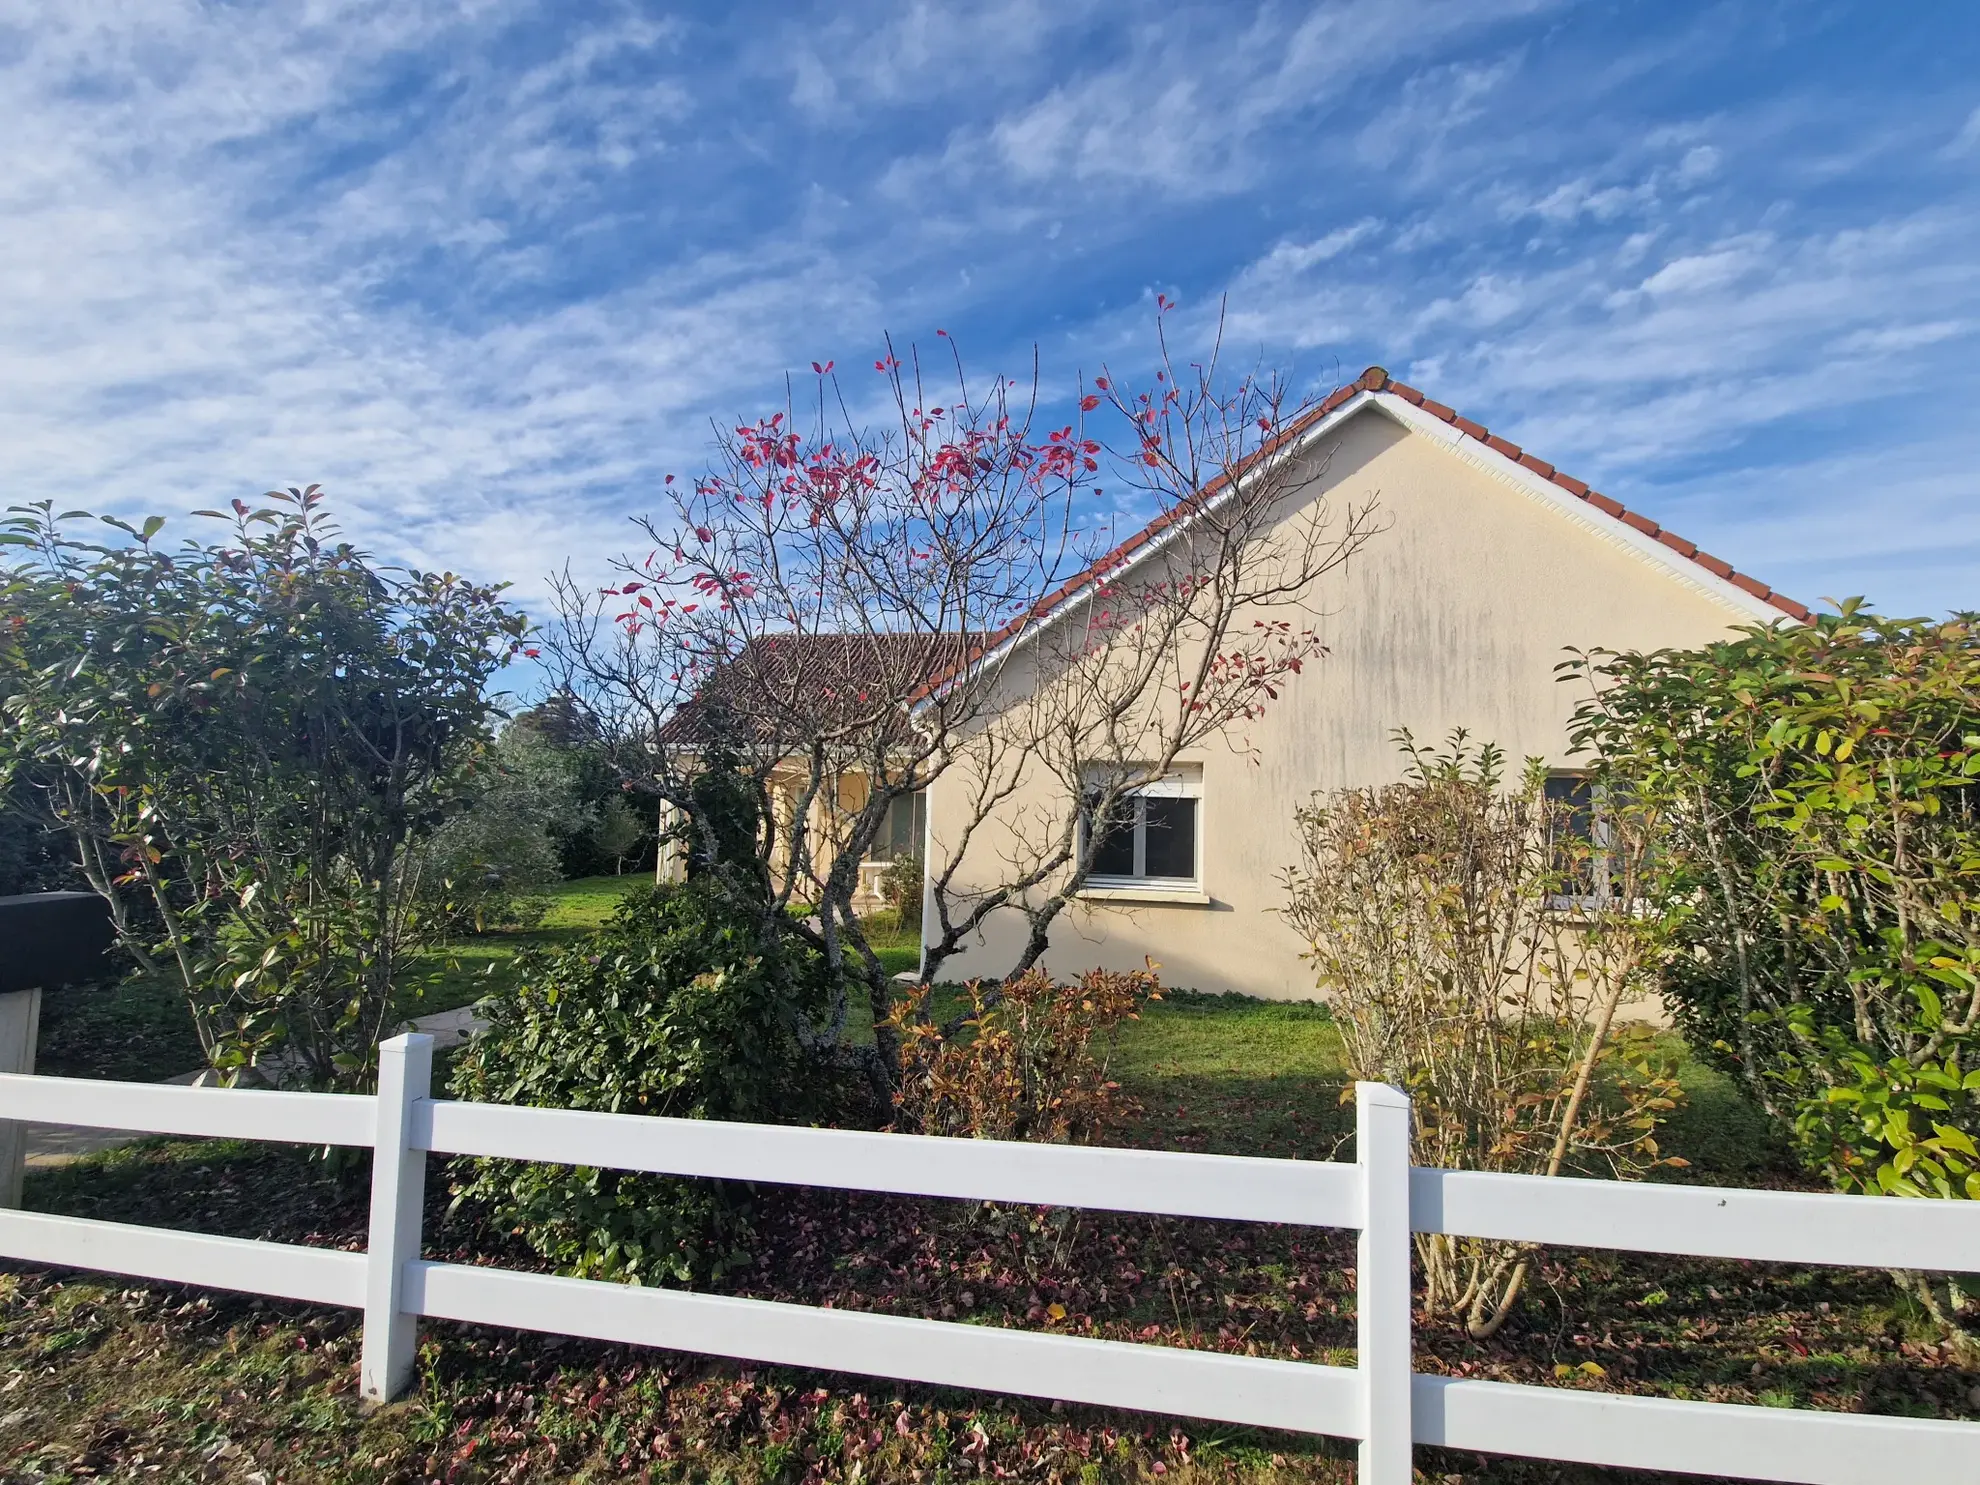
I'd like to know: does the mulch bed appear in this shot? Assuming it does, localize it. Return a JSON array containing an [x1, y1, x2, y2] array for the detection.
[[4, 1136, 1974, 1483]]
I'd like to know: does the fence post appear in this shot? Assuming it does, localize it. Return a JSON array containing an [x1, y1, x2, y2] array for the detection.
[[362, 1032, 433, 1402], [1355, 1081, 1413, 1485]]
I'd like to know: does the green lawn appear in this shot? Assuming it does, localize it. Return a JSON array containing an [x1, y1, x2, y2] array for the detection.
[[40, 875, 1791, 1192], [38, 878, 652, 1083], [1109, 994, 1348, 1159], [399, 874, 651, 1020]]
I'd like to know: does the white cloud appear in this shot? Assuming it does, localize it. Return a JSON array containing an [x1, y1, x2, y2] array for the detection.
[[1832, 321, 1970, 355], [1943, 104, 1980, 158], [1673, 143, 1721, 186], [2, 0, 1977, 629], [883, 0, 1554, 203], [1250, 220, 1383, 279], [1628, 235, 1772, 297], [1529, 177, 1657, 224]]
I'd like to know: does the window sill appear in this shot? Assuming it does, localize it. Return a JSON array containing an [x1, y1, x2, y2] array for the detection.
[[1077, 884, 1212, 906], [1545, 894, 1649, 916]]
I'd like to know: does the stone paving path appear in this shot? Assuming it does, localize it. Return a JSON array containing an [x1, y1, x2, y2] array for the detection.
[[21, 1004, 491, 1168]]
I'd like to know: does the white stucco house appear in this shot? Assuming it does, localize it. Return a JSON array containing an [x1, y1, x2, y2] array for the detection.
[[919, 366, 1805, 1001]]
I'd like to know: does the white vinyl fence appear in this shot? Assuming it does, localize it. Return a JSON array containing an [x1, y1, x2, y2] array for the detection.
[[3, 1032, 1977, 1485]]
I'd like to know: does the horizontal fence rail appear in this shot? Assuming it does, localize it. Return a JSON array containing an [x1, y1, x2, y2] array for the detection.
[[1413, 1375, 1980, 1481], [2, 1033, 1977, 1485], [1413, 1166, 1980, 1274], [406, 1262, 1366, 1438], [0, 1208, 366, 1308], [0, 1071, 374, 1149], [420, 1097, 1364, 1226]]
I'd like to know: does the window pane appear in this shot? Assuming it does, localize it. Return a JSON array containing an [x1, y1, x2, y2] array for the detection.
[[1544, 774, 1594, 894], [1089, 797, 1137, 877], [1142, 796, 1197, 880], [888, 795, 915, 858]]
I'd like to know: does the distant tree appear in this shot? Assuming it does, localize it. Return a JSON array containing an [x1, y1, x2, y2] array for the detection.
[[591, 794, 645, 875], [418, 723, 591, 928], [507, 692, 658, 878]]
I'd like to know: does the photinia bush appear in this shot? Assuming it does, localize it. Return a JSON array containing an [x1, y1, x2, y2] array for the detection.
[[887, 964, 1159, 1146], [1569, 602, 1980, 1352], [0, 488, 526, 1089]]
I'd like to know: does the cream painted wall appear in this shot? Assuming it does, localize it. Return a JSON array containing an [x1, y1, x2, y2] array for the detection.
[[923, 398, 1771, 1001]]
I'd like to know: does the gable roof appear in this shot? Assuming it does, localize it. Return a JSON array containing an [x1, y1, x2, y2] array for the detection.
[[918, 365, 1808, 702], [659, 632, 985, 746]]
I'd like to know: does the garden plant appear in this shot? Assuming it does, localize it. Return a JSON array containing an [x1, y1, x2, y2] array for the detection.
[[0, 488, 526, 1090], [1283, 731, 1686, 1338], [1569, 603, 1980, 1353]]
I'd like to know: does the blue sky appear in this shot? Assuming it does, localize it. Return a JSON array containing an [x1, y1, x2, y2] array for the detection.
[[4, 1, 1977, 619]]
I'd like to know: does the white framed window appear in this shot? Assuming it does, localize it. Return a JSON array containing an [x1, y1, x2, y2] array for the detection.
[[1543, 771, 1620, 909], [1083, 770, 1202, 889]]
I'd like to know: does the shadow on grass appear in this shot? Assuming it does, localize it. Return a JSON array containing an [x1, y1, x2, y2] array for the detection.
[[34, 974, 205, 1084]]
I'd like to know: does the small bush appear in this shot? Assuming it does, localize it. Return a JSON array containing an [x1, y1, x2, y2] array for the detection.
[[879, 850, 923, 917], [447, 875, 839, 1283], [1283, 730, 1684, 1338], [888, 965, 1159, 1144]]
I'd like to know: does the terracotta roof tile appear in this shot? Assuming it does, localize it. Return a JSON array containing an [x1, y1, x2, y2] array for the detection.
[[1380, 369, 1801, 619], [1657, 531, 1698, 559]]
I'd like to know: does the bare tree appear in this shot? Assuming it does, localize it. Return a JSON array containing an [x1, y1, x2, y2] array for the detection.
[[545, 305, 1379, 1082], [544, 338, 1091, 1082]]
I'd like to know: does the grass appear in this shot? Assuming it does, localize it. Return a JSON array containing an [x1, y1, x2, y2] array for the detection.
[[35, 973, 208, 1085], [401, 874, 649, 1020], [33, 877, 651, 1084], [1109, 993, 1349, 1160], [37, 878, 927, 1085]]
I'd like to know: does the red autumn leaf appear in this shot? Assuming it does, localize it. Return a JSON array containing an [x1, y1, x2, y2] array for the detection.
[[1080, 395, 1101, 411]]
